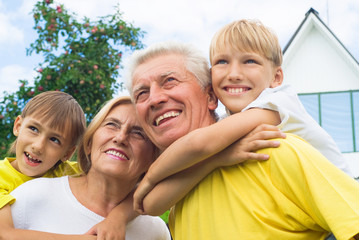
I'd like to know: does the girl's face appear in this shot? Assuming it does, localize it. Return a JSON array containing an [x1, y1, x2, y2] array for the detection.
[[88, 103, 155, 181], [12, 115, 75, 177]]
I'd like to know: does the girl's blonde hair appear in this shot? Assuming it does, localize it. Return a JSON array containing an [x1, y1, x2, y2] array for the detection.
[[209, 19, 282, 67]]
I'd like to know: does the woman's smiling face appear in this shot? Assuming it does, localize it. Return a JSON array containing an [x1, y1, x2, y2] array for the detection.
[[88, 103, 155, 181]]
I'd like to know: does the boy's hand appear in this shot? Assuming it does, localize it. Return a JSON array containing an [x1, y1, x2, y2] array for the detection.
[[86, 218, 125, 240], [211, 124, 285, 167], [133, 178, 155, 214], [85, 191, 138, 240]]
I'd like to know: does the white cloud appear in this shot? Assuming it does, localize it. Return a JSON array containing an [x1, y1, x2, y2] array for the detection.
[[56, 0, 120, 20], [326, 0, 359, 59], [117, 0, 329, 55], [1, 0, 359, 99], [0, 65, 37, 97], [0, 12, 24, 45]]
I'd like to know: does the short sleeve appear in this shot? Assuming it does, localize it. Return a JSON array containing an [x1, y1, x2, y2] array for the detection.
[[0, 189, 15, 209]]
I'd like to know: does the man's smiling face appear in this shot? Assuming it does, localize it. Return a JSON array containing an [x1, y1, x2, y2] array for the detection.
[[132, 53, 217, 152]]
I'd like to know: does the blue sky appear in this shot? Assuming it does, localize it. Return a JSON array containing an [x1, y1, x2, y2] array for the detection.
[[1, 0, 359, 106]]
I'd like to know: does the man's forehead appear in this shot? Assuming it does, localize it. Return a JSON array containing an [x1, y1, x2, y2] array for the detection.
[[133, 53, 184, 76], [132, 67, 182, 91]]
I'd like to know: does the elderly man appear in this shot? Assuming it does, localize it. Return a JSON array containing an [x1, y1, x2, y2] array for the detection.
[[126, 41, 359, 240]]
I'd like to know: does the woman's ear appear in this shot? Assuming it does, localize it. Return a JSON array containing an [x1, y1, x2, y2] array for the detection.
[[13, 116, 23, 137], [85, 142, 92, 157], [270, 66, 284, 88]]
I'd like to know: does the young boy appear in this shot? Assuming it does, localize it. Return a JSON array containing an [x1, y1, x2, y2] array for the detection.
[[0, 91, 86, 210], [133, 19, 352, 212]]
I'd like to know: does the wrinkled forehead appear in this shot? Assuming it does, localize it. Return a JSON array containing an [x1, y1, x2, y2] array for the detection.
[[132, 54, 186, 90], [108, 103, 137, 122]]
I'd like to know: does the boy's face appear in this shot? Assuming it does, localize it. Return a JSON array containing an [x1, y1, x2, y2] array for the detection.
[[12, 115, 75, 177], [211, 46, 283, 113]]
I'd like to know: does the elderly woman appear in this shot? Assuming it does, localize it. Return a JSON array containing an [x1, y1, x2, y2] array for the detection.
[[1, 96, 170, 239]]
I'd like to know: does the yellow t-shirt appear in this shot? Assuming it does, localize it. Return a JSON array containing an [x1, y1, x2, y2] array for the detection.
[[0, 157, 81, 209], [169, 134, 359, 240]]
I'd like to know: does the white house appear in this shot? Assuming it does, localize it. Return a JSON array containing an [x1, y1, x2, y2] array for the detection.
[[282, 8, 359, 178]]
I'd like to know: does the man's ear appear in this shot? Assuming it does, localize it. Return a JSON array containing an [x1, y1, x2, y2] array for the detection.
[[206, 86, 218, 111], [270, 66, 284, 88], [61, 145, 77, 162], [13, 116, 23, 137]]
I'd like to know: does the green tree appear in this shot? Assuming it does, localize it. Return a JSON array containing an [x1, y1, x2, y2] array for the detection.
[[0, 0, 145, 157]]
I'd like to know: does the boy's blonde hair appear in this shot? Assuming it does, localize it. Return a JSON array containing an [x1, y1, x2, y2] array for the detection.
[[9, 91, 86, 153], [209, 19, 282, 67]]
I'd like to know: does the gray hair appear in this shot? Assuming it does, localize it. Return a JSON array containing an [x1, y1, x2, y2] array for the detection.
[[125, 41, 211, 100]]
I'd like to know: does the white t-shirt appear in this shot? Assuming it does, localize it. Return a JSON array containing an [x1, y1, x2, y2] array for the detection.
[[11, 176, 171, 239], [242, 84, 352, 176]]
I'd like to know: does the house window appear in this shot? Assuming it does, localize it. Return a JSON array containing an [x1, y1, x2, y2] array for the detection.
[[299, 90, 358, 153]]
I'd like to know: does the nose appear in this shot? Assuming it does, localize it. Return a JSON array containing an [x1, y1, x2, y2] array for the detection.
[[148, 84, 168, 110], [32, 136, 46, 155], [112, 128, 129, 146], [228, 62, 242, 82]]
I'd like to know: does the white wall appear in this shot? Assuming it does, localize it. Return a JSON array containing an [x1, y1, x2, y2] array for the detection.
[[344, 153, 359, 178], [283, 26, 359, 93]]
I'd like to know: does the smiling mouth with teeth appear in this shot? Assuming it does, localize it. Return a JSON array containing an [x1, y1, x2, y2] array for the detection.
[[226, 87, 250, 93], [106, 150, 129, 160], [25, 152, 42, 164], [155, 111, 180, 126]]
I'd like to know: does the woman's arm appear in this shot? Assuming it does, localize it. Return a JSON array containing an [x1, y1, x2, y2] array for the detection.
[[134, 109, 280, 209], [0, 204, 96, 240], [135, 124, 285, 215]]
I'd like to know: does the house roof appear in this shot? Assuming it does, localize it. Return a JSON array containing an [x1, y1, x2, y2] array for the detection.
[[283, 8, 359, 66], [282, 8, 359, 93]]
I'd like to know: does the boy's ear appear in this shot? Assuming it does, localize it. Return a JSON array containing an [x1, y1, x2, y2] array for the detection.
[[61, 145, 77, 162], [13, 116, 23, 137], [270, 66, 284, 88], [206, 86, 218, 111]]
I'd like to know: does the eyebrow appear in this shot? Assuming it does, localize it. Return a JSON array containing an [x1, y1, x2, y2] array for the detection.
[[104, 117, 121, 125], [104, 117, 143, 131], [132, 125, 145, 132], [132, 84, 146, 96], [28, 119, 66, 141], [212, 53, 227, 57], [131, 125, 149, 140], [161, 71, 175, 78], [133, 71, 176, 91], [132, 71, 179, 100]]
